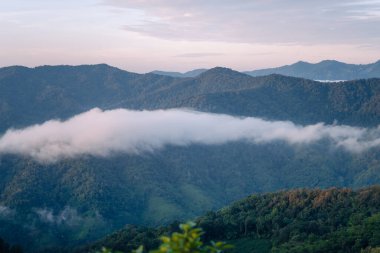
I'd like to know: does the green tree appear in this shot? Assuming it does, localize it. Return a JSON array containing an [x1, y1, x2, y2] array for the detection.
[[98, 222, 232, 253]]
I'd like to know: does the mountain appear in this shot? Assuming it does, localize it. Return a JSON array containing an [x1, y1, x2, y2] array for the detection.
[[244, 60, 380, 80], [0, 64, 380, 252], [78, 186, 380, 253], [149, 68, 207, 78], [0, 64, 185, 132], [149, 60, 380, 80], [1, 65, 380, 131]]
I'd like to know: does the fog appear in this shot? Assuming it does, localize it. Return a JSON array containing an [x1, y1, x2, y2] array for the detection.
[[0, 108, 379, 162], [34, 206, 83, 226]]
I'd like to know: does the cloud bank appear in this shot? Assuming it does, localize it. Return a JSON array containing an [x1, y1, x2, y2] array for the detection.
[[0, 108, 380, 162]]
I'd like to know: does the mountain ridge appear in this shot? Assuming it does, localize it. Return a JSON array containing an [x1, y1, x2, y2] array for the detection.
[[147, 60, 380, 80], [1, 64, 380, 134], [5, 60, 380, 81], [150, 68, 207, 78], [244, 60, 380, 80]]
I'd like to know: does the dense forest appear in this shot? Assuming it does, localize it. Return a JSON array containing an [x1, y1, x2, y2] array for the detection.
[[1, 142, 380, 252], [1, 65, 380, 251], [79, 186, 380, 253], [1, 65, 380, 131]]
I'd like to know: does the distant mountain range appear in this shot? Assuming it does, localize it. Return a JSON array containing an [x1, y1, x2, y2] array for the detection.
[[150, 68, 207, 78], [0, 64, 380, 252], [245, 60, 380, 80], [151, 60, 380, 80]]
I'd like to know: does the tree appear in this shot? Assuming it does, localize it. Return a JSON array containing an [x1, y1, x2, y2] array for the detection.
[[98, 222, 232, 253]]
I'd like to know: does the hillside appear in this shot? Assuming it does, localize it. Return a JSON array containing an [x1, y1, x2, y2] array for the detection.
[[3, 141, 380, 252], [0, 64, 178, 132], [79, 186, 380, 253], [244, 60, 380, 80], [0, 65, 380, 252], [1, 65, 380, 130]]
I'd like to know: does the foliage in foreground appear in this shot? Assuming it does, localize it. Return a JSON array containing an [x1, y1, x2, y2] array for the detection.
[[98, 222, 231, 253]]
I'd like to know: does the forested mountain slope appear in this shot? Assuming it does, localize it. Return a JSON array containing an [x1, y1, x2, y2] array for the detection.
[[1, 65, 380, 131], [0, 65, 380, 252], [79, 186, 380, 253]]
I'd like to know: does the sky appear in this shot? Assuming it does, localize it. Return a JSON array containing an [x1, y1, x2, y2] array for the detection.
[[1, 0, 380, 72]]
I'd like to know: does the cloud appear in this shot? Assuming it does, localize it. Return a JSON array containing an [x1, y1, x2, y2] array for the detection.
[[104, 0, 380, 45], [34, 206, 83, 226], [0, 108, 380, 163], [0, 205, 15, 219], [341, 1, 380, 20]]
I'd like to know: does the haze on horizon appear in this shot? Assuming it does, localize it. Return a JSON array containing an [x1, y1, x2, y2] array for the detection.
[[1, 0, 380, 72]]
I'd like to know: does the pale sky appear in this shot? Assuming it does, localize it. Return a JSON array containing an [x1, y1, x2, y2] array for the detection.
[[1, 0, 380, 72]]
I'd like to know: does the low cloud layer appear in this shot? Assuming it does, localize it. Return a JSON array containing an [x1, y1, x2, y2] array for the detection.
[[0, 108, 380, 162], [34, 206, 83, 226]]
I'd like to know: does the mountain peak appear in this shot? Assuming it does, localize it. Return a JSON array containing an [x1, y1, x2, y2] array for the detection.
[[291, 61, 311, 67], [200, 67, 247, 77], [318, 60, 345, 65]]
